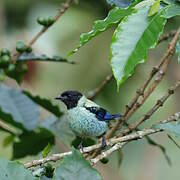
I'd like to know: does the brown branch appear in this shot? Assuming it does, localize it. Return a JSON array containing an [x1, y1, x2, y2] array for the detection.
[[12, 0, 73, 61], [105, 27, 180, 139], [122, 81, 180, 135], [88, 74, 113, 100], [158, 30, 176, 44]]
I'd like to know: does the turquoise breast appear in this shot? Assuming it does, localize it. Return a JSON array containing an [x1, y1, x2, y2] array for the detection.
[[67, 107, 108, 137]]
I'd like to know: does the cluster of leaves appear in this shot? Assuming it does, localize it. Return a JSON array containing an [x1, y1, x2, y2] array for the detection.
[[0, 0, 179, 179]]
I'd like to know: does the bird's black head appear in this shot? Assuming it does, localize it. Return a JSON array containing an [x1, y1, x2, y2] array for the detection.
[[55, 90, 83, 109]]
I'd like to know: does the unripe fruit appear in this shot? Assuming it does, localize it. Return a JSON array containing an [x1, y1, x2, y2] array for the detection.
[[16, 41, 27, 52], [0, 48, 10, 57], [7, 64, 16, 72], [1, 55, 10, 64]]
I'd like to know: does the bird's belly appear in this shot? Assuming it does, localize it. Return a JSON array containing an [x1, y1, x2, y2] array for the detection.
[[67, 109, 107, 137]]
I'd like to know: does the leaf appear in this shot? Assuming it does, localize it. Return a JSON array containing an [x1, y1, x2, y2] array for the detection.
[[176, 34, 180, 63], [110, 0, 167, 89], [153, 122, 180, 137], [17, 52, 72, 63], [39, 116, 75, 146], [69, 7, 133, 56], [0, 84, 40, 130], [23, 91, 63, 118], [149, 0, 160, 16], [0, 157, 37, 180], [42, 143, 51, 158], [13, 128, 55, 159], [162, 4, 180, 18], [53, 148, 102, 180], [106, 0, 131, 8], [3, 135, 15, 148]]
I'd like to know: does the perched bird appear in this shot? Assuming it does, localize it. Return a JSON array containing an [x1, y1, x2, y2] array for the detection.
[[55, 90, 121, 148]]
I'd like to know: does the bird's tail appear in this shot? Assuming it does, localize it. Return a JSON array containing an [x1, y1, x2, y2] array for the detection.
[[111, 114, 122, 119]]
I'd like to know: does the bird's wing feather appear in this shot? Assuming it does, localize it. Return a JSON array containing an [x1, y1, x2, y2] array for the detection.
[[84, 106, 121, 121]]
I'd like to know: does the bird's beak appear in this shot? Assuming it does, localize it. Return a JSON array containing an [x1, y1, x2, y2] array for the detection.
[[55, 95, 67, 101]]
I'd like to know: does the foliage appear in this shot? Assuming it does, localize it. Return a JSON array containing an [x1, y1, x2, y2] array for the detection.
[[0, 0, 179, 178]]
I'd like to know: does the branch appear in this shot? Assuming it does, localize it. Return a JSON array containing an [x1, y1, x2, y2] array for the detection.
[[88, 74, 113, 100], [105, 27, 180, 139], [122, 80, 180, 135], [12, 0, 73, 61]]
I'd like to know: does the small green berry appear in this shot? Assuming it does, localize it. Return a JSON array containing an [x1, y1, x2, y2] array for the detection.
[[7, 64, 16, 72], [26, 47, 32, 53], [16, 41, 27, 52], [47, 16, 54, 26], [0, 70, 6, 81], [1, 55, 10, 64], [21, 63, 28, 72], [0, 48, 10, 57], [37, 17, 46, 26]]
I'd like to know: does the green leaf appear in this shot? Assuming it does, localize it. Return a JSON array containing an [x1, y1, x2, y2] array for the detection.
[[69, 7, 133, 56], [162, 4, 180, 18], [110, 0, 167, 89], [3, 135, 15, 148], [17, 52, 72, 63], [0, 157, 37, 180], [0, 84, 40, 130], [42, 143, 51, 158], [40, 116, 75, 146], [149, 0, 160, 16], [23, 91, 63, 118], [154, 122, 180, 137], [13, 128, 55, 159], [53, 148, 102, 180], [176, 34, 180, 63]]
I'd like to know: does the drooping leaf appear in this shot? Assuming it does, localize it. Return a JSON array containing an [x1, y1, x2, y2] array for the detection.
[[162, 4, 180, 18], [17, 52, 72, 63], [13, 128, 55, 159], [0, 84, 40, 130], [110, 0, 167, 89], [23, 91, 63, 118], [40, 116, 75, 146], [176, 34, 180, 64], [0, 157, 37, 180], [69, 7, 133, 56], [53, 148, 102, 180], [42, 143, 51, 158], [149, 0, 160, 16], [106, 0, 131, 8]]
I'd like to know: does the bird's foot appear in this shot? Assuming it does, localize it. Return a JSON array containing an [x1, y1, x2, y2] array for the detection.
[[78, 141, 84, 152], [101, 136, 107, 150]]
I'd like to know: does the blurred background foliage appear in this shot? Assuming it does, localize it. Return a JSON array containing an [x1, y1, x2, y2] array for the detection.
[[0, 0, 179, 179]]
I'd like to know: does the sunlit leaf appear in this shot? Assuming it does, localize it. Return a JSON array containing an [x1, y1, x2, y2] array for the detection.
[[42, 143, 51, 158], [69, 7, 133, 56], [149, 0, 160, 16], [110, 0, 167, 89], [162, 4, 180, 18]]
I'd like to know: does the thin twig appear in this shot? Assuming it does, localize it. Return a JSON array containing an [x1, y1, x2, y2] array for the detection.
[[158, 30, 176, 44], [88, 74, 113, 100], [12, 0, 73, 61], [105, 27, 180, 139], [122, 81, 180, 135]]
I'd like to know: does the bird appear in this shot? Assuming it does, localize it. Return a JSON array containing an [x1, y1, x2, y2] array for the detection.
[[55, 90, 121, 149]]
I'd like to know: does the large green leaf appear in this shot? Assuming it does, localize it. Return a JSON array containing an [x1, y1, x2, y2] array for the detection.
[[110, 0, 167, 89], [23, 91, 63, 118], [69, 7, 133, 55], [176, 34, 180, 63], [13, 128, 55, 159], [162, 4, 180, 18], [53, 148, 102, 180], [0, 157, 37, 180], [0, 84, 40, 130]]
